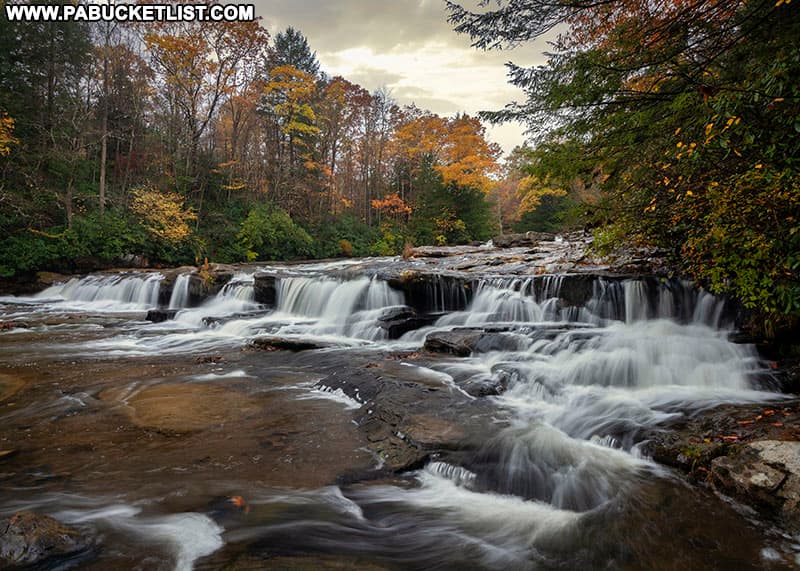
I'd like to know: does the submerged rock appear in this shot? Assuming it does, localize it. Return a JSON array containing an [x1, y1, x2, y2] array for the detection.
[[0, 511, 90, 567], [101, 383, 259, 433]]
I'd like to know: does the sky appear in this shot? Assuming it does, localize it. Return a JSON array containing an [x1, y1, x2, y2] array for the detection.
[[251, 0, 551, 157]]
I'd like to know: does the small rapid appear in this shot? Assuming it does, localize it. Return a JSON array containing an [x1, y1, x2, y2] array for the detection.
[[0, 259, 794, 570]]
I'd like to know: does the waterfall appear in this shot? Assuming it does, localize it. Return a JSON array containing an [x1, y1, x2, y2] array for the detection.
[[168, 274, 192, 309], [35, 273, 162, 310], [173, 273, 257, 327], [427, 276, 730, 330], [275, 276, 404, 340]]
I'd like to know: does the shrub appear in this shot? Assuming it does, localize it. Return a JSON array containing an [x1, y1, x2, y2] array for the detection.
[[238, 203, 313, 261]]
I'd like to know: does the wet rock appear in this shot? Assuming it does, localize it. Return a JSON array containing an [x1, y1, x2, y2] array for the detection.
[[711, 441, 800, 528], [35, 271, 70, 289], [203, 311, 266, 328], [101, 383, 259, 433], [186, 273, 220, 306], [492, 231, 555, 248], [384, 272, 473, 313], [249, 336, 336, 352], [376, 306, 440, 339], [403, 414, 465, 449], [317, 367, 499, 472], [460, 376, 506, 397], [145, 308, 179, 323], [424, 329, 484, 357], [253, 274, 277, 306], [0, 511, 90, 567]]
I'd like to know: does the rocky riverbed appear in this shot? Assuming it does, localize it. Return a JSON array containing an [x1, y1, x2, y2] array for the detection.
[[1, 232, 799, 569]]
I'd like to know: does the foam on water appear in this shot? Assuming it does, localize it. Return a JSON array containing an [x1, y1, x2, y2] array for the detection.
[[54, 505, 223, 571]]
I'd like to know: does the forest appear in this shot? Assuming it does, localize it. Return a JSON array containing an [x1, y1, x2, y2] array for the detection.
[[0, 5, 537, 279], [1, 0, 798, 327]]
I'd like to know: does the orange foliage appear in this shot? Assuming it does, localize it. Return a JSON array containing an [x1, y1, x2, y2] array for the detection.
[[391, 112, 501, 192], [371, 192, 412, 216]]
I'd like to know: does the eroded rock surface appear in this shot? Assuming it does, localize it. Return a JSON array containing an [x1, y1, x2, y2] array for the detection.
[[0, 511, 90, 568], [315, 366, 501, 472]]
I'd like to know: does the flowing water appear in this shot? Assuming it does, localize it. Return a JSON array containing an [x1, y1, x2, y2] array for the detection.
[[0, 261, 796, 570]]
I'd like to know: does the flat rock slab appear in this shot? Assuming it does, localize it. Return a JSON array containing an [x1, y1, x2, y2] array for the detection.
[[0, 373, 24, 402], [710, 440, 800, 530], [316, 365, 502, 473], [102, 383, 259, 433], [249, 336, 340, 352]]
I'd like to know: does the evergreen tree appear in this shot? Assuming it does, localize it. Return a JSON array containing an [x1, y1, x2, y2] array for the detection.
[[267, 27, 320, 76]]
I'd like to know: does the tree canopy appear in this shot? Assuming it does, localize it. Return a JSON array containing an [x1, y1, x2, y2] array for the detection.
[[0, 4, 503, 277], [448, 0, 800, 321]]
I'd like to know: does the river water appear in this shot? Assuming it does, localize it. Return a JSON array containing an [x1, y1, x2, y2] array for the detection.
[[0, 257, 797, 570]]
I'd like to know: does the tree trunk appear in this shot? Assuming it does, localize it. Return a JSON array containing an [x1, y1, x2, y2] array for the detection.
[[99, 31, 109, 219]]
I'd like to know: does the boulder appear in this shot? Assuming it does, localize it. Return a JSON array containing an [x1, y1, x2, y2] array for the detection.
[[145, 309, 179, 323], [253, 274, 277, 306], [711, 440, 800, 529], [424, 329, 485, 357], [249, 336, 334, 352], [492, 231, 555, 248], [0, 511, 90, 568], [377, 306, 441, 339]]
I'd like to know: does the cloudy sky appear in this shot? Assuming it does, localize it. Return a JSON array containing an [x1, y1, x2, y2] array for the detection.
[[252, 0, 551, 156]]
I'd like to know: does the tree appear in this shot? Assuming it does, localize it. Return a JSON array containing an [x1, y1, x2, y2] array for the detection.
[[0, 113, 16, 156], [267, 27, 320, 77], [144, 9, 269, 184], [130, 185, 196, 243], [447, 0, 800, 320]]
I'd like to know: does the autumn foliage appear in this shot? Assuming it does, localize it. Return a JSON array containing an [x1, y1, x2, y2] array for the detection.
[[448, 0, 800, 323]]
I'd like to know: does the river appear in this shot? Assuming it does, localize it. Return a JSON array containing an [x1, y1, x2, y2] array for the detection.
[[0, 242, 797, 570]]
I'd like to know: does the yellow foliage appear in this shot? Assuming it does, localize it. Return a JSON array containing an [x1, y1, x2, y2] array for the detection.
[[517, 175, 568, 213], [0, 113, 17, 156], [130, 186, 197, 243]]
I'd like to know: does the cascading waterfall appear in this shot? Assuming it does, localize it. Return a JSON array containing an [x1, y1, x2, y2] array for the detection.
[[427, 276, 731, 330], [378, 273, 782, 561], [173, 273, 257, 327], [1, 260, 791, 569], [35, 273, 163, 310], [275, 275, 405, 340], [168, 274, 192, 309]]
